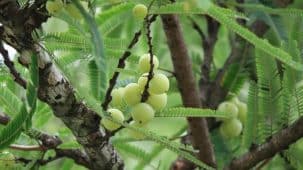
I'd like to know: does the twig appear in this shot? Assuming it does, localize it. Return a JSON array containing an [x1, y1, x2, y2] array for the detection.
[[200, 16, 219, 83], [0, 112, 10, 125], [38, 148, 91, 169], [158, 67, 176, 76], [101, 31, 141, 111], [141, 15, 157, 102], [102, 14, 158, 110], [0, 42, 27, 89], [16, 148, 91, 169], [9, 144, 44, 151]]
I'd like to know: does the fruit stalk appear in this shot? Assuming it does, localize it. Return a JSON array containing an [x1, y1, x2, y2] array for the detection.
[[141, 15, 157, 102]]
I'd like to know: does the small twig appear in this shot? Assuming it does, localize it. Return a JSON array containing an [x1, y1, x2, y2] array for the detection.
[[9, 144, 45, 151], [141, 14, 157, 102], [189, 17, 206, 42], [214, 39, 248, 85], [101, 15, 158, 111], [200, 16, 219, 83], [0, 42, 27, 89], [37, 148, 90, 168], [158, 67, 176, 76], [17, 148, 90, 169], [0, 112, 10, 125], [101, 31, 141, 111]]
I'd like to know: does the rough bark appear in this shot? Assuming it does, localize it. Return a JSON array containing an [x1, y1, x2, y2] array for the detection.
[[161, 14, 216, 168], [0, 0, 123, 169]]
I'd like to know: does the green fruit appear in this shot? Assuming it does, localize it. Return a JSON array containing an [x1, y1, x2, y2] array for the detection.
[[123, 83, 141, 106], [217, 101, 238, 120], [138, 53, 159, 73], [230, 97, 240, 105], [131, 103, 155, 124], [132, 4, 148, 20], [111, 88, 125, 107], [147, 93, 167, 110], [149, 73, 170, 94], [137, 73, 148, 90], [46, 0, 63, 15], [0, 151, 15, 169], [137, 73, 170, 94], [237, 102, 247, 124], [220, 118, 242, 138], [128, 121, 147, 139], [65, 4, 82, 19], [101, 109, 124, 131]]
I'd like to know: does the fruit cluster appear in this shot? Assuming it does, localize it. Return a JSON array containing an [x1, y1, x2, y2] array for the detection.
[[46, 0, 81, 19], [101, 54, 169, 134], [217, 97, 247, 138]]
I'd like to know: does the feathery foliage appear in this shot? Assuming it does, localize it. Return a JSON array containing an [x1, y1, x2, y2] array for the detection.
[[156, 107, 229, 118]]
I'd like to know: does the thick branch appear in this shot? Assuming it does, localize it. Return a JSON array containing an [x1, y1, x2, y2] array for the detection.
[[161, 14, 216, 168], [0, 1, 123, 169], [226, 116, 303, 170]]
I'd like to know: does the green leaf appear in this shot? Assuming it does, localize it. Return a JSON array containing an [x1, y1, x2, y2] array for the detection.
[[207, 5, 303, 71], [242, 81, 259, 148], [0, 104, 28, 149], [72, 0, 107, 102], [88, 60, 102, 100], [236, 3, 303, 17], [122, 122, 214, 170], [0, 88, 22, 116], [156, 107, 229, 118]]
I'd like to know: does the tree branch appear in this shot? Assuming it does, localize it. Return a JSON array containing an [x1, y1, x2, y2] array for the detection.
[[38, 148, 90, 169], [161, 14, 216, 168], [225, 116, 303, 170], [0, 1, 123, 169], [0, 41, 27, 88]]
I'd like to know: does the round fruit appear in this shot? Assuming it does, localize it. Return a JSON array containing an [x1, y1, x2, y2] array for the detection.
[[137, 73, 148, 90], [217, 101, 239, 120], [65, 4, 82, 19], [237, 102, 247, 124], [46, 0, 63, 15], [230, 97, 240, 105], [132, 4, 148, 20], [111, 88, 125, 107], [220, 118, 243, 138], [149, 73, 169, 94], [0, 151, 15, 169], [138, 53, 159, 73], [128, 121, 147, 139], [131, 103, 155, 124], [147, 93, 167, 110], [101, 109, 124, 131], [123, 83, 141, 106]]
